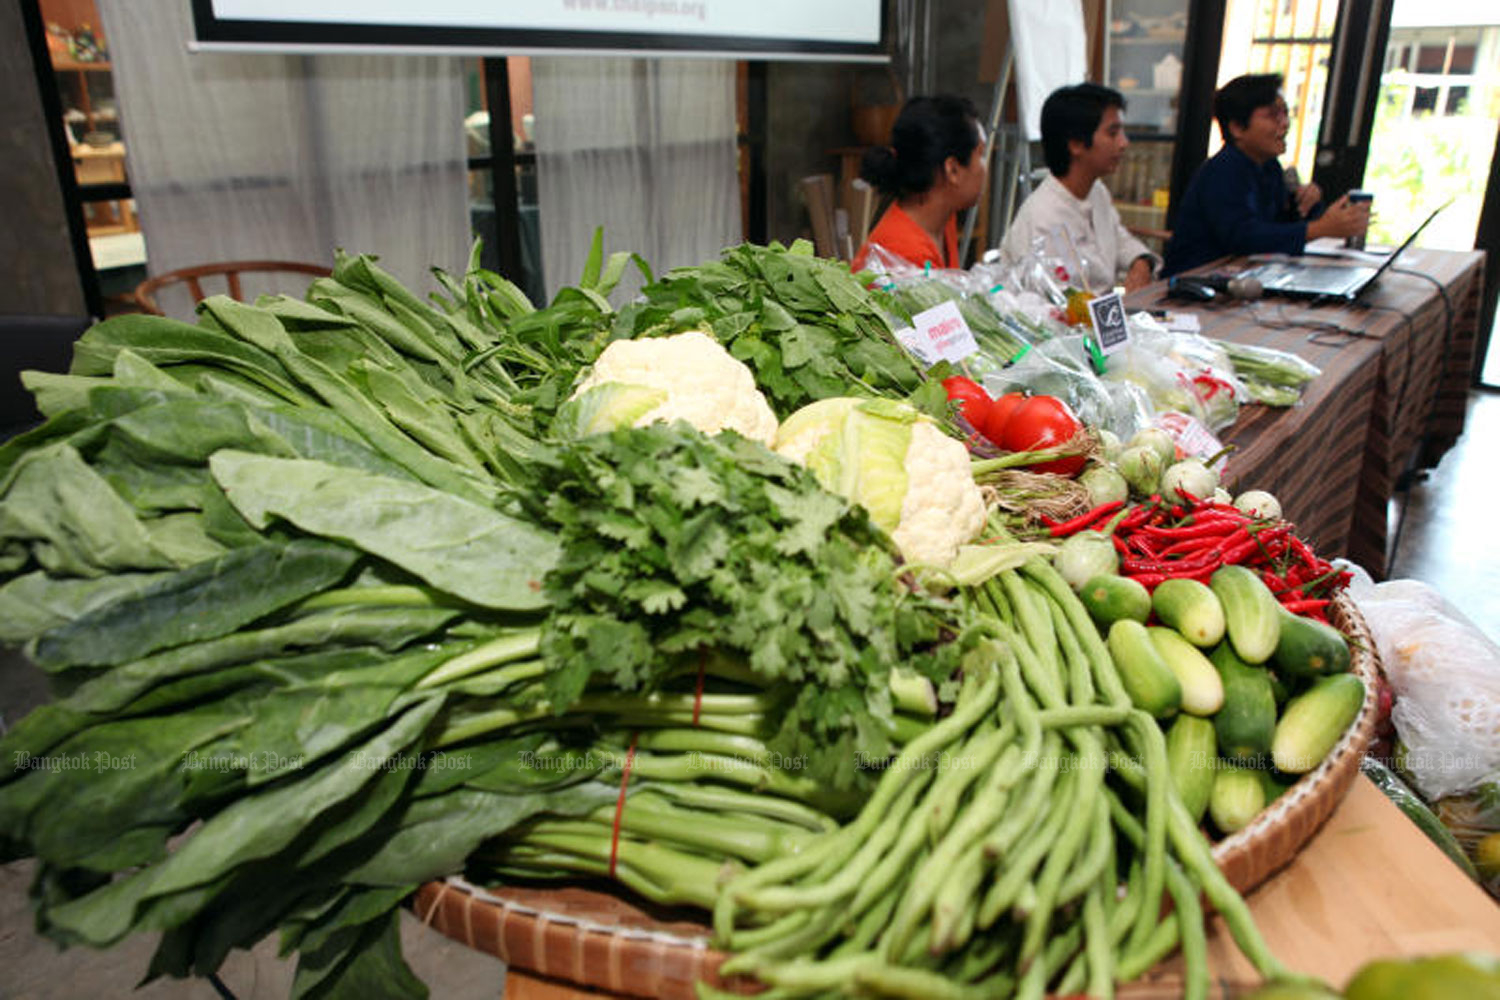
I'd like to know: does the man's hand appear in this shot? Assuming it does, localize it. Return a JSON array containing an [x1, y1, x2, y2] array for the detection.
[[1124, 256, 1154, 293], [1306, 194, 1371, 241], [1295, 181, 1323, 217]]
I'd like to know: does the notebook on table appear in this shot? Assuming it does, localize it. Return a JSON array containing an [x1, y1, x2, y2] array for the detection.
[[1239, 202, 1446, 301]]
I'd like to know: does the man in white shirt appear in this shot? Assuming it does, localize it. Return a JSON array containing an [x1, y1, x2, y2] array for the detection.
[[999, 83, 1157, 293]]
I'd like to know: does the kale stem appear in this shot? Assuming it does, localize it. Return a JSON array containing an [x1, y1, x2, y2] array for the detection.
[[415, 628, 542, 689]]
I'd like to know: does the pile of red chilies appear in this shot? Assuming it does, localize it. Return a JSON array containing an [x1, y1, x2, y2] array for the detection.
[[1040, 496, 1352, 623]]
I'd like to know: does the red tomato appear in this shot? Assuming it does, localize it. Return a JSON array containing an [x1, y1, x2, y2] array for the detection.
[[941, 375, 991, 429], [981, 391, 1026, 447], [1001, 395, 1085, 476]]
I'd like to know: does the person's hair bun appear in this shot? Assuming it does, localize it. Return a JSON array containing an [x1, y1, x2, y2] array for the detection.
[[858, 95, 980, 199], [860, 145, 900, 191]]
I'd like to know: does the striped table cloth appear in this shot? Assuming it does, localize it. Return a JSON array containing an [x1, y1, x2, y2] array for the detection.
[[1125, 248, 1484, 578]]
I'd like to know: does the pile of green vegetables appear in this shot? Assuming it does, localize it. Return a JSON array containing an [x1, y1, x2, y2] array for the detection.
[[0, 238, 1316, 999]]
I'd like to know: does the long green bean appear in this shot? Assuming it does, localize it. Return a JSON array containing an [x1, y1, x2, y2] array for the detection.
[[976, 759, 1080, 927], [717, 650, 1000, 943], [1021, 557, 1130, 708]]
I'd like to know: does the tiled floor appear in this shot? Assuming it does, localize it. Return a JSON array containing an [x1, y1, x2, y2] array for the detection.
[[2, 391, 1497, 997], [1387, 389, 1500, 642]]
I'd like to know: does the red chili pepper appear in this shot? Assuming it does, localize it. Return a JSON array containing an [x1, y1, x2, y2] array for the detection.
[[1126, 572, 1169, 589], [1186, 508, 1249, 524], [1287, 535, 1321, 573], [1281, 598, 1332, 615], [1048, 500, 1127, 538], [1111, 534, 1130, 555], [1123, 547, 1224, 576], [1118, 502, 1160, 531], [1139, 521, 1240, 542], [1221, 525, 1288, 565], [1260, 570, 1286, 593]]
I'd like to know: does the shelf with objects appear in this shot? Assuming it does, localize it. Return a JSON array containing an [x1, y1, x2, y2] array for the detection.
[[1106, 0, 1189, 252]]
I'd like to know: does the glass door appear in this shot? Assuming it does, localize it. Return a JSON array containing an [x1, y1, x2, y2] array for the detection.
[[1362, 5, 1500, 385]]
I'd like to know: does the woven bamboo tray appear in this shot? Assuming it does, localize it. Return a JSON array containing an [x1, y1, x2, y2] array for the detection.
[[413, 590, 1381, 999]]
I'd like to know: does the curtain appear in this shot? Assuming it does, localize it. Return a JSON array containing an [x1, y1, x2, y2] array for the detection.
[[97, 0, 469, 320], [531, 57, 741, 302]]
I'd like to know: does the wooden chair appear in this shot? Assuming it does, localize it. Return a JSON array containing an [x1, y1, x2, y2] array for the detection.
[[132, 260, 331, 316]]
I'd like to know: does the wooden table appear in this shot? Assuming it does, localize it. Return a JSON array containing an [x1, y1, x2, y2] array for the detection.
[[1124, 247, 1486, 578], [496, 776, 1500, 998]]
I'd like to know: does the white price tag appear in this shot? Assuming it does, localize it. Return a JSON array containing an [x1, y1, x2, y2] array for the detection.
[[1086, 292, 1130, 355], [911, 300, 980, 363], [1155, 412, 1227, 473]]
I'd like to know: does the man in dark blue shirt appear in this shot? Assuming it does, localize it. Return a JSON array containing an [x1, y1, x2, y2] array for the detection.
[[1163, 74, 1368, 276]]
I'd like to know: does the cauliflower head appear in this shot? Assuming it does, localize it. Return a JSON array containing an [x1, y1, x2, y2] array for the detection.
[[773, 397, 985, 568], [566, 330, 778, 444]]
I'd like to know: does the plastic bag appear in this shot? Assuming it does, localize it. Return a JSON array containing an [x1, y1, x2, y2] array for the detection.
[[863, 246, 1037, 373], [1103, 317, 1247, 432], [1433, 781, 1500, 897], [1346, 573, 1500, 801], [1215, 339, 1322, 407], [979, 335, 1152, 439]]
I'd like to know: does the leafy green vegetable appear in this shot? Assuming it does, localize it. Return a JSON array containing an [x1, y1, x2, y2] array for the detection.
[[31, 540, 359, 670], [530, 422, 972, 790], [208, 452, 557, 611], [616, 241, 930, 418]]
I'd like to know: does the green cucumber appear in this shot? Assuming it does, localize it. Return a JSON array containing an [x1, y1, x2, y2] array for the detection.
[[1166, 714, 1217, 823], [1148, 626, 1224, 715], [1210, 564, 1282, 664], [1267, 669, 1292, 708], [1106, 619, 1181, 719], [1150, 578, 1225, 647], [1209, 641, 1277, 761], [1079, 573, 1151, 626], [1209, 765, 1266, 834], [1271, 673, 1365, 774], [1258, 768, 1295, 804], [1273, 606, 1351, 679]]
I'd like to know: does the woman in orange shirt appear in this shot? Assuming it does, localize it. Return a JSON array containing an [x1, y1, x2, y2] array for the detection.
[[852, 95, 988, 273]]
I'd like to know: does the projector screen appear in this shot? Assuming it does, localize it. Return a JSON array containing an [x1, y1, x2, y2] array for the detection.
[[191, 0, 887, 61]]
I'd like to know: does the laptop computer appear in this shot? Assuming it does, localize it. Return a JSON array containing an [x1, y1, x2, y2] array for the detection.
[[1240, 201, 1447, 301]]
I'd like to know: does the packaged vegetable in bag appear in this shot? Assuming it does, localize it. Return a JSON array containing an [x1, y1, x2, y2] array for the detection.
[[1346, 575, 1500, 801], [1215, 339, 1321, 407], [978, 334, 1152, 440], [1103, 317, 1247, 431]]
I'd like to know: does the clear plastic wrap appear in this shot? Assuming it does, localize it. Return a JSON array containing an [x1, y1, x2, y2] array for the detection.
[[1345, 572, 1500, 801], [978, 335, 1152, 440], [1215, 339, 1322, 408], [1102, 316, 1248, 432], [862, 245, 1038, 374]]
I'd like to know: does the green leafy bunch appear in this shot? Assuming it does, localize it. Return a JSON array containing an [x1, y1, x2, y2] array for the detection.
[[531, 421, 973, 790], [615, 241, 945, 420]]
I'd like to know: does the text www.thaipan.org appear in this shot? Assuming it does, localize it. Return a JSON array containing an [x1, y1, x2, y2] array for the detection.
[[560, 0, 708, 22]]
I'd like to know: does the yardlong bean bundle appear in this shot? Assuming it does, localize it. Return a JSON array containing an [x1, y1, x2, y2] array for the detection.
[[714, 544, 1319, 998]]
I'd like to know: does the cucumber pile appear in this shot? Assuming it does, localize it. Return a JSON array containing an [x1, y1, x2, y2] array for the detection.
[[1078, 565, 1365, 836]]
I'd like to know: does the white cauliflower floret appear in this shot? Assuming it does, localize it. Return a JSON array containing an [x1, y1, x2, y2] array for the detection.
[[893, 421, 987, 568], [570, 330, 778, 444], [773, 397, 985, 569]]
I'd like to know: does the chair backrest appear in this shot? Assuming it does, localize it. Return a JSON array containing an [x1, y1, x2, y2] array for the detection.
[[132, 260, 332, 316]]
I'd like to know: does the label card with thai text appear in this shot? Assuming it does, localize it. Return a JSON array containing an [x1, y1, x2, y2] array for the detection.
[[911, 300, 980, 363]]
